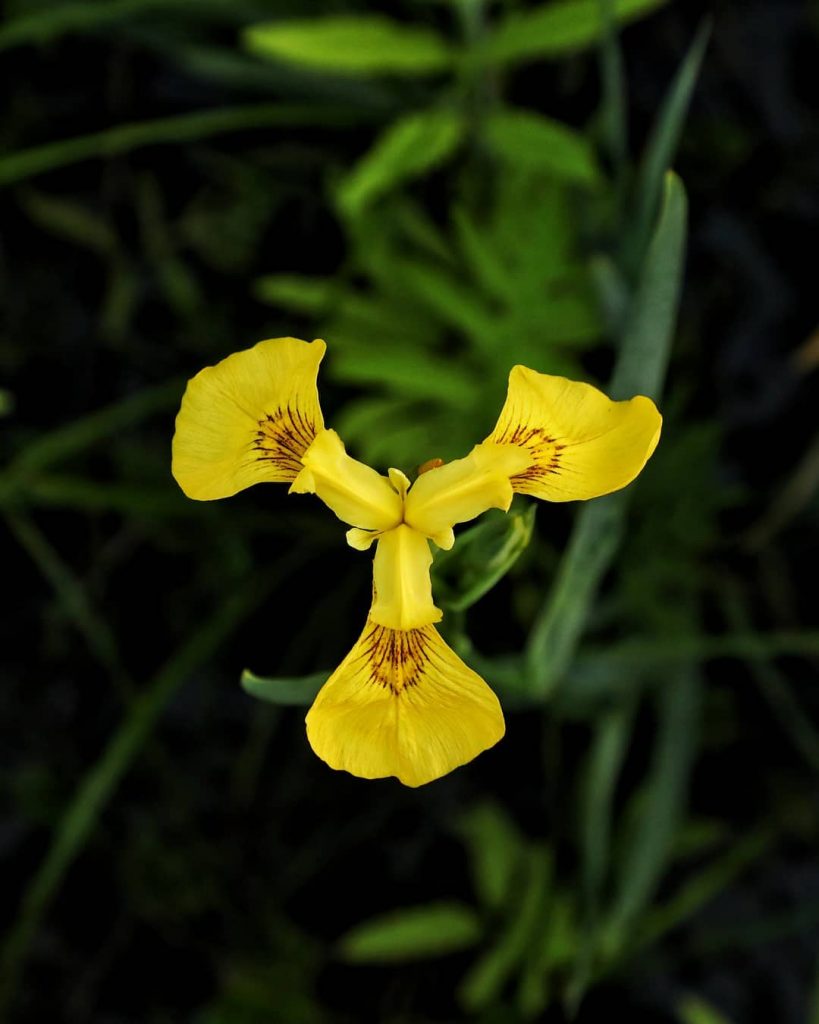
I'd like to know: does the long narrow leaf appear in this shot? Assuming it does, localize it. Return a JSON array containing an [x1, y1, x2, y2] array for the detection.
[[628, 20, 710, 270], [524, 173, 687, 697], [0, 104, 372, 187]]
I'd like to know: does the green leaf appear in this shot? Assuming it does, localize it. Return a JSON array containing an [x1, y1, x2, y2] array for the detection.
[[457, 802, 526, 911], [241, 669, 327, 706], [337, 902, 482, 963], [243, 15, 452, 77], [486, 0, 668, 66], [524, 173, 687, 698], [0, 0, 261, 52], [580, 707, 634, 914], [484, 109, 601, 185], [677, 995, 735, 1024], [332, 348, 478, 408], [337, 108, 465, 216], [458, 846, 552, 1011], [628, 20, 710, 271], [606, 669, 701, 947], [17, 187, 116, 253], [253, 275, 338, 314]]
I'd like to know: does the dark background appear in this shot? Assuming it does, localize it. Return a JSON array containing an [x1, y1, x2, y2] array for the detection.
[[3, 1, 819, 1021]]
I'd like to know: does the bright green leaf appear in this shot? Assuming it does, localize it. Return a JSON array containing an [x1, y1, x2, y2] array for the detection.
[[337, 902, 482, 963], [628, 20, 710, 271], [243, 15, 452, 77], [338, 108, 465, 216], [484, 108, 601, 185], [524, 173, 687, 698], [486, 0, 668, 66]]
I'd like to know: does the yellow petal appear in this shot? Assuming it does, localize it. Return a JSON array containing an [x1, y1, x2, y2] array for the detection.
[[371, 525, 442, 630], [306, 619, 505, 787], [403, 445, 525, 543], [485, 365, 662, 501], [290, 429, 403, 531], [172, 337, 326, 500]]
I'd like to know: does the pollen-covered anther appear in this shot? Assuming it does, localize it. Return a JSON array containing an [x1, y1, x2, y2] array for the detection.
[[417, 457, 445, 476]]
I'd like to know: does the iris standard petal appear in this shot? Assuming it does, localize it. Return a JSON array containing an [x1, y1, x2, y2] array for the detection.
[[403, 444, 525, 546], [305, 619, 505, 787], [484, 365, 662, 501], [371, 525, 442, 630], [290, 429, 403, 532], [172, 337, 326, 500]]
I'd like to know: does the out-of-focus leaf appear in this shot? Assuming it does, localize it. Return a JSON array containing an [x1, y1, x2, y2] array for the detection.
[[241, 669, 327, 707], [629, 20, 709, 270], [581, 706, 634, 914], [393, 258, 495, 349], [457, 802, 525, 911], [677, 995, 735, 1024], [253, 275, 338, 314], [8, 380, 181, 476], [524, 173, 687, 698], [17, 187, 116, 253], [459, 845, 552, 1011], [0, 104, 365, 186], [485, 0, 668, 66], [0, 390, 15, 417], [606, 669, 701, 949], [337, 903, 482, 963], [638, 830, 770, 950], [332, 348, 478, 408], [452, 205, 517, 302], [484, 109, 601, 185], [0, 0, 261, 52], [517, 893, 578, 1017], [243, 15, 452, 77], [337, 108, 465, 216]]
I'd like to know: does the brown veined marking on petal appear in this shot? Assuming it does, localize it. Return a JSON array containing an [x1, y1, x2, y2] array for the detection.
[[356, 622, 432, 696], [493, 419, 566, 487], [249, 402, 318, 476]]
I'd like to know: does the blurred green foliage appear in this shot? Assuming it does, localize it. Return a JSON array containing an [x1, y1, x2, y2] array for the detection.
[[4, 1, 819, 1022]]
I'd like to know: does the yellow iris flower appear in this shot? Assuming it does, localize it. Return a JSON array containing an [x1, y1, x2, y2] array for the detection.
[[172, 337, 661, 787]]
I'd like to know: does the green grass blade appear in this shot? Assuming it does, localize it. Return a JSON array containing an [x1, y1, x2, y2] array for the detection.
[[628, 20, 710, 270], [524, 173, 687, 697], [458, 845, 552, 1011], [4, 511, 131, 693], [0, 0, 261, 52], [606, 668, 701, 946], [0, 584, 266, 1015], [596, 0, 628, 187], [580, 706, 634, 915], [0, 104, 370, 187], [5, 381, 181, 477]]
